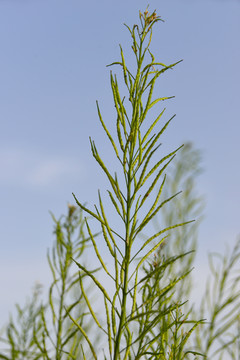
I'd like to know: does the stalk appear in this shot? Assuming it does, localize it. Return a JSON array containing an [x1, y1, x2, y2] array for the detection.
[[113, 28, 144, 358], [55, 262, 67, 359], [113, 145, 134, 359]]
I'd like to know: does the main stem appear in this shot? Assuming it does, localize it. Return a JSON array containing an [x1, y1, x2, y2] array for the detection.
[[113, 39, 143, 357], [113, 159, 133, 360]]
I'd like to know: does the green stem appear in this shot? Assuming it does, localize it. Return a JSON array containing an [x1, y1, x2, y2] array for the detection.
[[113, 163, 133, 359], [113, 29, 145, 359], [56, 258, 67, 359]]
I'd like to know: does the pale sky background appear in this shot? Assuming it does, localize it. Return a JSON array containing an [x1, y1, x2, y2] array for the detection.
[[0, 0, 240, 326]]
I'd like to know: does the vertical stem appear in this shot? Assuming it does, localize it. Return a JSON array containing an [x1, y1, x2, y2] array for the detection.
[[56, 247, 68, 359], [56, 275, 65, 359], [113, 28, 145, 359], [113, 160, 133, 359]]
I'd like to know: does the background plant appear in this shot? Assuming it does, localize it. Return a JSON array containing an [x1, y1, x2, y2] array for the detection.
[[151, 142, 204, 301], [0, 205, 98, 360], [191, 238, 240, 359], [136, 142, 204, 359], [0, 283, 43, 360]]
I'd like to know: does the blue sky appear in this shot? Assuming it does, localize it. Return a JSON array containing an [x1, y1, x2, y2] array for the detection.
[[0, 0, 240, 325]]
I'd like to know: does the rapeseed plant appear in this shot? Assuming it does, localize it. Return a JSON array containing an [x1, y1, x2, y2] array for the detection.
[[1, 9, 239, 360]]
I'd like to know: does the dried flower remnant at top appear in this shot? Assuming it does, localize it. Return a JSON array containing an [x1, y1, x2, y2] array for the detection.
[[140, 9, 159, 29]]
